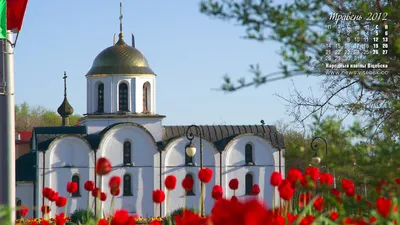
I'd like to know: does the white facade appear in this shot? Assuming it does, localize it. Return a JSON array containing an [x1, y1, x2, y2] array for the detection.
[[16, 34, 285, 218]]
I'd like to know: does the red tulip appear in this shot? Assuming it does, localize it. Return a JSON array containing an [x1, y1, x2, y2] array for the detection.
[[341, 179, 355, 197], [164, 175, 177, 190], [211, 185, 223, 200], [110, 188, 120, 196], [48, 191, 59, 202], [98, 218, 108, 225], [84, 181, 95, 191], [270, 172, 282, 186], [299, 192, 312, 208], [152, 190, 165, 204], [66, 181, 78, 194], [330, 188, 341, 199], [150, 220, 163, 225], [109, 176, 121, 189], [198, 168, 213, 183], [229, 178, 239, 190], [110, 209, 130, 225], [376, 197, 392, 217], [299, 215, 315, 225], [319, 173, 334, 186], [17, 205, 29, 217], [287, 168, 302, 186], [42, 187, 54, 199], [182, 177, 194, 191], [41, 205, 50, 214], [301, 176, 316, 189], [96, 157, 112, 175], [92, 187, 101, 198], [100, 192, 107, 201], [313, 196, 325, 211], [251, 184, 260, 195], [55, 213, 67, 225], [56, 196, 67, 207], [279, 185, 294, 200], [330, 211, 339, 221], [394, 177, 400, 185], [304, 166, 320, 181], [231, 195, 238, 202]]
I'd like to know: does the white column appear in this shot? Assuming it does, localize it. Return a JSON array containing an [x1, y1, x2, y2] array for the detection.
[[0, 31, 16, 224]]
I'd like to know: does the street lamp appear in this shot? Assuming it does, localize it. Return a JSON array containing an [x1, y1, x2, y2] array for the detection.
[[185, 125, 205, 217], [310, 136, 328, 167]]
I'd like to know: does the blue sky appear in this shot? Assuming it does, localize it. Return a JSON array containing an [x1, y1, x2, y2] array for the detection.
[[14, 0, 328, 127]]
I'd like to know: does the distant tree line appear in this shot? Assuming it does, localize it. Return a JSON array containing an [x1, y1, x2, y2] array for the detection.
[[15, 102, 81, 132]]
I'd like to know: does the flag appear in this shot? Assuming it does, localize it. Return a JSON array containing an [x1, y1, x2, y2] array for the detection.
[[7, 0, 28, 32], [0, 0, 6, 38]]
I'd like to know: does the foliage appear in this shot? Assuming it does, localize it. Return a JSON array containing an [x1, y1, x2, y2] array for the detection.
[[199, 0, 400, 136], [15, 102, 81, 132], [70, 209, 95, 225]]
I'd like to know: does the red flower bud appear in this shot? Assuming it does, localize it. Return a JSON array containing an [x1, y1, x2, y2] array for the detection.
[[84, 181, 95, 191], [110, 187, 120, 196], [66, 182, 78, 194], [42, 187, 54, 199], [229, 178, 239, 190], [96, 157, 112, 175], [287, 168, 302, 186], [164, 175, 177, 190], [56, 196, 67, 207], [41, 205, 51, 214], [211, 185, 223, 200], [109, 176, 121, 189], [270, 172, 282, 187], [251, 184, 260, 195], [100, 192, 107, 201], [182, 177, 194, 191], [48, 191, 58, 202], [92, 187, 101, 198], [376, 197, 392, 218], [305, 166, 320, 181], [319, 173, 334, 186], [329, 211, 339, 221], [17, 205, 29, 217], [198, 168, 213, 183], [313, 196, 325, 211], [152, 190, 165, 204]]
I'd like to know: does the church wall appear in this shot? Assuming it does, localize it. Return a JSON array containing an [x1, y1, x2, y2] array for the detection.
[[82, 119, 164, 142], [162, 136, 220, 216], [222, 135, 280, 206], [97, 124, 159, 217], [37, 136, 94, 218], [16, 182, 34, 218]]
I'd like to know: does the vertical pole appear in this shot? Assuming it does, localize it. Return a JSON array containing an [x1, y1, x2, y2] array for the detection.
[[0, 31, 16, 224], [200, 134, 204, 217]]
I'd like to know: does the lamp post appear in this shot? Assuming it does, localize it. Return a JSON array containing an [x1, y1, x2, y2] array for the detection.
[[310, 136, 328, 167], [185, 125, 204, 217]]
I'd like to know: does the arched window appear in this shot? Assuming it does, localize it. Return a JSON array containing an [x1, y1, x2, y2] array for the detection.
[[123, 141, 132, 165], [245, 143, 254, 165], [245, 173, 253, 195], [123, 174, 133, 196], [185, 174, 195, 196], [16, 198, 22, 219], [185, 144, 194, 166], [119, 83, 129, 111], [143, 82, 150, 112], [72, 174, 81, 197], [97, 83, 104, 112]]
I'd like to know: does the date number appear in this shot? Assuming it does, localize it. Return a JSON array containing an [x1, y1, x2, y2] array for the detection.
[[366, 13, 388, 21]]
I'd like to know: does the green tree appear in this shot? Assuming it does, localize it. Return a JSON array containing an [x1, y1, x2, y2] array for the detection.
[[15, 102, 82, 132], [200, 0, 400, 136]]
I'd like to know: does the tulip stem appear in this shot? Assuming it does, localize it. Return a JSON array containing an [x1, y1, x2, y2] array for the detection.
[[87, 191, 91, 223], [183, 192, 186, 218], [64, 194, 70, 218], [272, 188, 275, 213], [166, 190, 170, 216], [110, 195, 115, 217]]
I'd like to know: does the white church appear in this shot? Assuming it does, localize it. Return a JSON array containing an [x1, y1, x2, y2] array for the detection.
[[15, 6, 285, 219]]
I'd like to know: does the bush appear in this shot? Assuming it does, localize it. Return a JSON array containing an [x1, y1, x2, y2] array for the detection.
[[70, 209, 96, 225]]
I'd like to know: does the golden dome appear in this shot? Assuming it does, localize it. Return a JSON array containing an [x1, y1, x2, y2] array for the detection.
[[86, 36, 155, 76]]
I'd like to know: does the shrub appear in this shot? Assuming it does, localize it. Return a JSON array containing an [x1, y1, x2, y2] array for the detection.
[[70, 209, 96, 225]]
